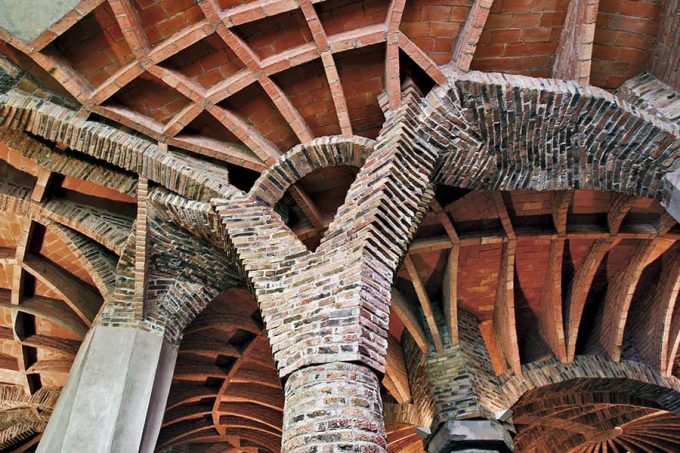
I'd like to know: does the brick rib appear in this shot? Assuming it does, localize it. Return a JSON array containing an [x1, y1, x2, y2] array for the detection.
[[587, 240, 658, 361], [553, 0, 599, 84], [626, 244, 680, 375], [493, 239, 521, 374], [450, 0, 494, 71], [384, 0, 407, 110], [404, 256, 444, 353]]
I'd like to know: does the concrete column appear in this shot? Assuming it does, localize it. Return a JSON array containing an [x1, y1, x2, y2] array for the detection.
[[38, 325, 178, 453], [282, 362, 386, 452]]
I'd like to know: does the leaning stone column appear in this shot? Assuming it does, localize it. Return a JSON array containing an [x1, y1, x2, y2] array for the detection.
[[283, 362, 386, 451], [425, 310, 514, 452], [38, 325, 177, 453]]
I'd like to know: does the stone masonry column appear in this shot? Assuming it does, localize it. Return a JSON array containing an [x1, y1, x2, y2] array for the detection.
[[425, 310, 514, 452], [38, 325, 177, 453], [213, 83, 438, 452], [283, 362, 386, 452]]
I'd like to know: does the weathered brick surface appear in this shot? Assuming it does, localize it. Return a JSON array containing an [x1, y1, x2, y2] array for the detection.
[[250, 135, 374, 208], [282, 362, 386, 452], [428, 71, 680, 200], [0, 173, 131, 256], [617, 72, 680, 126], [500, 356, 680, 413], [213, 89, 437, 378], [0, 93, 231, 202], [145, 204, 241, 344], [0, 129, 137, 196], [426, 310, 508, 426]]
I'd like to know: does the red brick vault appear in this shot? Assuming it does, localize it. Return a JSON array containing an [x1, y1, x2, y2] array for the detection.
[[0, 0, 679, 452]]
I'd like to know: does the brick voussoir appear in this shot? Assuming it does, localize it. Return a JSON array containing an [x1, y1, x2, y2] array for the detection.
[[429, 71, 680, 199], [0, 93, 231, 202]]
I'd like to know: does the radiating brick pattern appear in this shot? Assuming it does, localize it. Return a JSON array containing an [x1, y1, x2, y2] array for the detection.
[[430, 72, 680, 198], [282, 362, 386, 452], [501, 356, 680, 412], [144, 206, 241, 344]]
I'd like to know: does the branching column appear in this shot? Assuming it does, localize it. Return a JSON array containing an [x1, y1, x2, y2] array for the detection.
[[214, 88, 437, 451]]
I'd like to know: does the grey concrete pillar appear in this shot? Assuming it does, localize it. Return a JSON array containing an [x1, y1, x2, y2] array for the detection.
[[662, 170, 680, 224], [38, 325, 178, 453]]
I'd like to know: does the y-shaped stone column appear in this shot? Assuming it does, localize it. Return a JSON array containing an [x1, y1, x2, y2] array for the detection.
[[213, 88, 439, 451]]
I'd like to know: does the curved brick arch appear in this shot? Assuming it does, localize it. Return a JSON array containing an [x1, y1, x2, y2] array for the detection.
[[0, 182, 132, 255], [0, 187, 119, 298], [500, 356, 680, 414], [249, 136, 374, 207], [144, 211, 241, 345], [0, 94, 230, 202], [49, 224, 117, 300], [427, 72, 680, 203]]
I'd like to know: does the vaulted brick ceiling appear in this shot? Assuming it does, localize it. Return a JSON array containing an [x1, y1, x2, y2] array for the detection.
[[0, 0, 678, 451]]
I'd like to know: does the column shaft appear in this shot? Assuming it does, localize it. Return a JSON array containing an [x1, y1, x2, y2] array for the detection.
[[282, 362, 386, 452], [38, 325, 177, 453]]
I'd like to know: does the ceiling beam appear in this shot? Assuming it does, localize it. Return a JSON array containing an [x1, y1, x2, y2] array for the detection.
[[587, 240, 658, 361], [383, 335, 411, 404], [536, 192, 572, 362], [404, 255, 444, 353], [608, 194, 635, 234], [433, 200, 460, 345], [552, 191, 573, 235], [564, 237, 617, 362], [21, 334, 80, 357], [539, 238, 568, 362], [0, 292, 88, 338], [288, 185, 324, 234], [552, 0, 599, 84], [391, 288, 429, 354], [22, 253, 101, 325], [493, 239, 521, 374]]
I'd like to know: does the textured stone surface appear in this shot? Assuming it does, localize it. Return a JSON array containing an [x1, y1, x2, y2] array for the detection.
[[0, 0, 81, 42], [213, 88, 437, 378], [283, 362, 386, 452]]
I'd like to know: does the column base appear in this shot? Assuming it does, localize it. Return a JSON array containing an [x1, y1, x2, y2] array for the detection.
[[427, 420, 513, 453]]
